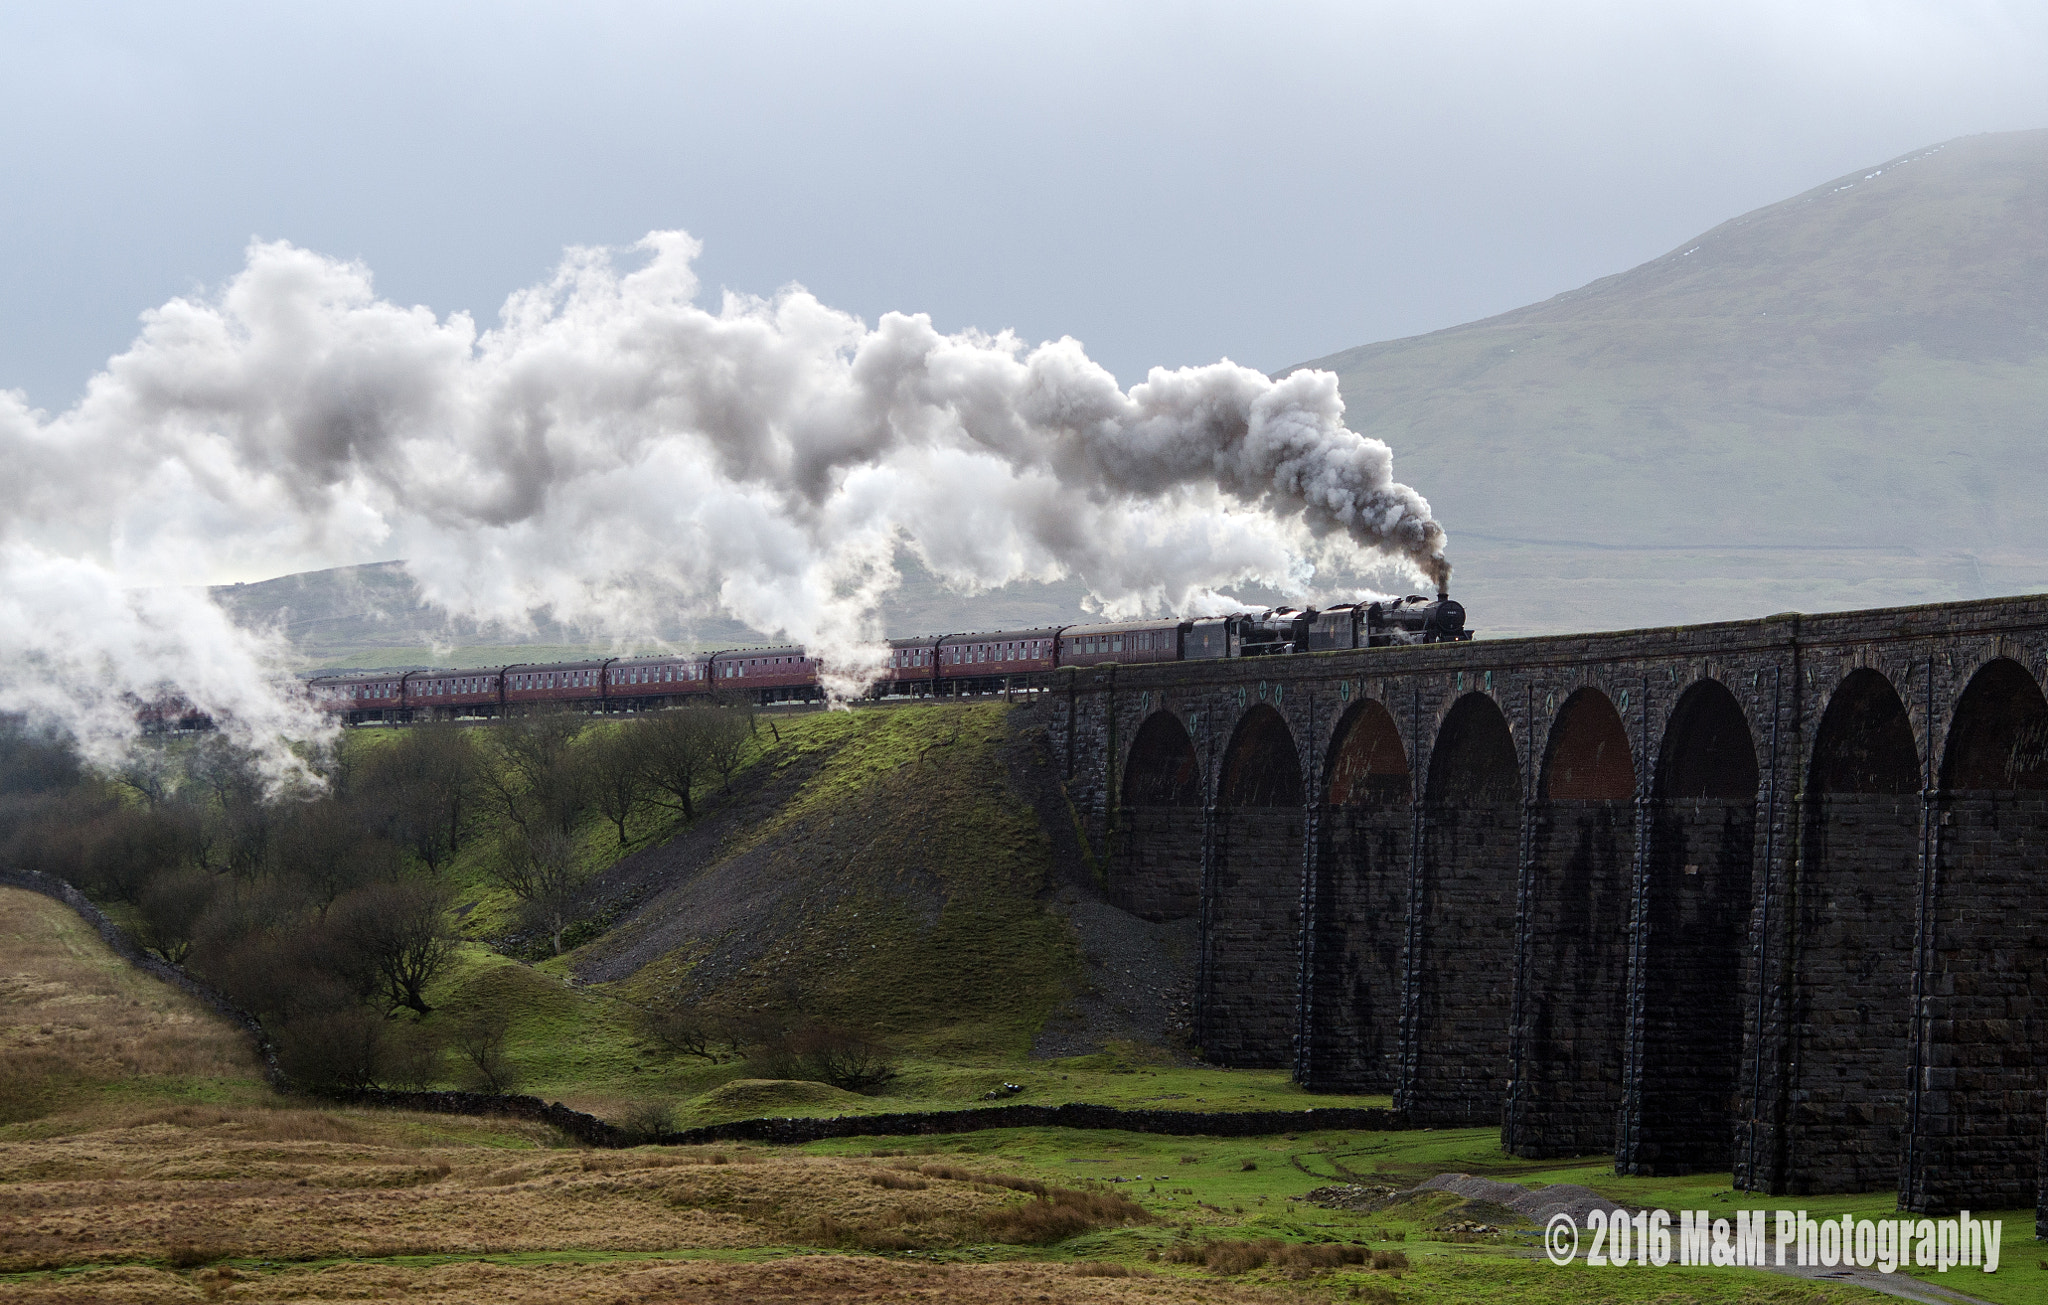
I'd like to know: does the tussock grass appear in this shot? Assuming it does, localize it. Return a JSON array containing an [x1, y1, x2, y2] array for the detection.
[[0, 1254, 1287, 1304], [1164, 1237, 1402, 1277], [0, 1116, 1149, 1272], [0, 888, 257, 1122]]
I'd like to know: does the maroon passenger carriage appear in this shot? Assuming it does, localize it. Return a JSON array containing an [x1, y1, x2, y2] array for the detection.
[[1057, 619, 1185, 668], [876, 636, 945, 698], [935, 627, 1062, 696], [302, 595, 1474, 725], [707, 646, 823, 704], [404, 668, 503, 718], [605, 654, 712, 705]]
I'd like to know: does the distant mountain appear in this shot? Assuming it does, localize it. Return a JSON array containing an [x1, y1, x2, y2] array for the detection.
[[212, 558, 1118, 673], [223, 133, 2048, 664], [1292, 129, 2048, 636]]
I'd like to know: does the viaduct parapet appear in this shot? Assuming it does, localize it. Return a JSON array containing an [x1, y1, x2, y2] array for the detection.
[[1046, 593, 2048, 1218]]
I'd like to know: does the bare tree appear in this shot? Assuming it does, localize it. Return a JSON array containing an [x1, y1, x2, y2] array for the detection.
[[449, 1007, 519, 1093], [132, 867, 217, 964], [483, 712, 587, 840], [81, 806, 194, 902], [330, 879, 456, 1016], [270, 798, 399, 920], [701, 703, 756, 794], [189, 738, 273, 879], [489, 826, 581, 956], [112, 746, 175, 808], [359, 724, 482, 871], [636, 707, 708, 821], [583, 723, 648, 846]]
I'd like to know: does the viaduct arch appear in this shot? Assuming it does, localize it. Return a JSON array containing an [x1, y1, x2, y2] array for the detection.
[[1200, 704, 1304, 1066], [1304, 700, 1410, 1091], [1054, 594, 2048, 1216], [1506, 687, 1636, 1156], [1626, 678, 1757, 1175]]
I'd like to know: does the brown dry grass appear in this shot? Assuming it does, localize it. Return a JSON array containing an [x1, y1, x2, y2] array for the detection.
[[0, 1108, 1151, 1272], [0, 1254, 1287, 1304], [0, 888, 258, 1121], [1163, 1238, 1407, 1278], [0, 887, 1179, 1301]]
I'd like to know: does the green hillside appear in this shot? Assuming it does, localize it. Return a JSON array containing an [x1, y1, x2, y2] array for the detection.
[[1295, 129, 2048, 636]]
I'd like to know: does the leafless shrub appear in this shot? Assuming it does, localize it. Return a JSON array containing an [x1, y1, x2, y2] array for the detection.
[[275, 1006, 389, 1090], [615, 1099, 675, 1144], [753, 1024, 898, 1094], [449, 1007, 519, 1094], [385, 1021, 448, 1091], [631, 1001, 743, 1063]]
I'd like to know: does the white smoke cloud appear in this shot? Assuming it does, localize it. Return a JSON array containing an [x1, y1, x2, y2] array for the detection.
[[0, 231, 1447, 756]]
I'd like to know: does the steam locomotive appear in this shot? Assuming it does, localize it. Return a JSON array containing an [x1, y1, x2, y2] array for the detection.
[[310, 593, 1470, 724]]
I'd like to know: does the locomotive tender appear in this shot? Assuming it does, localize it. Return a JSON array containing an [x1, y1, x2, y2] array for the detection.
[[310, 594, 1469, 724]]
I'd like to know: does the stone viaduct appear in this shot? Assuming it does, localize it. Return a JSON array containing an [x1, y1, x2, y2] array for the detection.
[[1046, 594, 2048, 1216]]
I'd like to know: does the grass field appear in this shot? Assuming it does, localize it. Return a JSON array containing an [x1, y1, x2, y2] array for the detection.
[[2, 884, 1980, 1305]]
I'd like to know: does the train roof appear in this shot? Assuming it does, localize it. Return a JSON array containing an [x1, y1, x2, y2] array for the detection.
[[708, 645, 808, 659], [937, 626, 1065, 645], [1059, 618, 1188, 637]]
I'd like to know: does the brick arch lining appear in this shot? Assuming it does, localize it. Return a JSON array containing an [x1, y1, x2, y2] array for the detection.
[[1812, 668, 1919, 795], [1220, 704, 1304, 807], [1426, 693, 1520, 803], [1940, 656, 2048, 791], [1656, 678, 1759, 800], [1541, 687, 1636, 801], [1121, 711, 1201, 807], [1325, 699, 1410, 806]]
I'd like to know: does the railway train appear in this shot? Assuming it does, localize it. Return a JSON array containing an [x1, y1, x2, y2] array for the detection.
[[309, 593, 1470, 725]]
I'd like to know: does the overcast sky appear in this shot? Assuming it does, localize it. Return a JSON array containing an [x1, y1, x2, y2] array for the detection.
[[4, 0, 2046, 410]]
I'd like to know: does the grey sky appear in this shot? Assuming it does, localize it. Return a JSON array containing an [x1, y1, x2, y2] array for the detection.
[[4, 0, 2045, 410]]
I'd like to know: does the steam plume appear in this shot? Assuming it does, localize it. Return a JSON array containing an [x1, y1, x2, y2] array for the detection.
[[0, 232, 1448, 762]]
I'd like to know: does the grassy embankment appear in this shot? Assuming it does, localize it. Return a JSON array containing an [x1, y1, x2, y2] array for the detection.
[[384, 701, 1381, 1124]]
